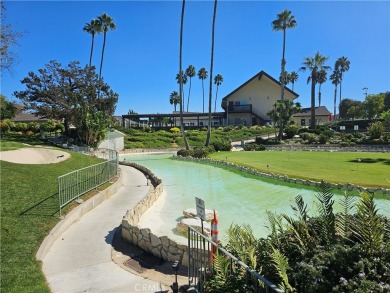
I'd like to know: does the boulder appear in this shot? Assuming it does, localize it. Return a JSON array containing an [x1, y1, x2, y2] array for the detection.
[[176, 218, 211, 237], [183, 208, 217, 221]]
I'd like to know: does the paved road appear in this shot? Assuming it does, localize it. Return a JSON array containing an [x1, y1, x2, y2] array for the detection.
[[42, 166, 165, 293]]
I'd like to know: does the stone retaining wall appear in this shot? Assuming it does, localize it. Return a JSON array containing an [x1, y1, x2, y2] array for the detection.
[[120, 162, 189, 266], [173, 156, 390, 196]]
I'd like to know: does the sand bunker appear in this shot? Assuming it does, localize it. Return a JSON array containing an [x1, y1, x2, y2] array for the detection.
[[0, 147, 70, 164]]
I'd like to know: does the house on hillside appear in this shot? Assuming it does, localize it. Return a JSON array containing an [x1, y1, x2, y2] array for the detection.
[[12, 113, 49, 123], [292, 106, 332, 126], [221, 70, 299, 126]]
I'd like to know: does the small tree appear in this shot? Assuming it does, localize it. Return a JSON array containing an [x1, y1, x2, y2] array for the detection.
[[368, 121, 384, 139], [362, 94, 385, 121]]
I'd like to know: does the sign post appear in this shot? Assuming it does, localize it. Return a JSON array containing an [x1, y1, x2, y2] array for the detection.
[[196, 197, 206, 238]]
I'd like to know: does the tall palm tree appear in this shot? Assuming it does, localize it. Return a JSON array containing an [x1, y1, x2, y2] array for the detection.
[[300, 51, 330, 129], [316, 69, 328, 107], [272, 10, 297, 102], [83, 19, 102, 67], [289, 71, 299, 91], [185, 65, 196, 112], [214, 74, 223, 112], [176, 71, 187, 111], [198, 67, 208, 113], [330, 69, 341, 118], [97, 13, 116, 79], [335, 56, 350, 105], [206, 0, 218, 147], [169, 91, 180, 111], [178, 0, 189, 150]]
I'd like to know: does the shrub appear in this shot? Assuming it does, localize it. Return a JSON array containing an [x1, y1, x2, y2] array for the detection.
[[27, 122, 40, 133], [192, 146, 214, 158], [177, 149, 193, 157], [0, 121, 10, 133], [210, 139, 231, 151], [368, 122, 384, 139], [284, 125, 299, 139], [170, 127, 180, 134], [300, 132, 318, 143], [244, 143, 265, 151], [14, 122, 27, 133], [223, 125, 234, 132]]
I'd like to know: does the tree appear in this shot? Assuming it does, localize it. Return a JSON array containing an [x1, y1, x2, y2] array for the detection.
[[185, 65, 196, 112], [178, 0, 189, 150], [97, 13, 116, 79], [300, 51, 330, 129], [198, 67, 208, 113], [176, 71, 187, 111], [316, 69, 327, 107], [362, 93, 385, 121], [14, 60, 118, 144], [289, 71, 299, 91], [329, 69, 341, 118], [206, 0, 218, 147], [339, 98, 362, 119], [384, 91, 390, 111], [335, 56, 350, 105], [267, 100, 301, 141], [1, 2, 24, 74], [380, 110, 390, 131], [272, 10, 297, 102], [214, 74, 223, 112], [169, 91, 180, 111], [83, 19, 102, 67], [0, 94, 17, 120], [347, 105, 364, 120]]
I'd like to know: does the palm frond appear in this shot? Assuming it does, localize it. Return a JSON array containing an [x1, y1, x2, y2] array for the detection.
[[271, 247, 295, 292], [315, 181, 336, 246], [336, 191, 355, 239], [291, 195, 308, 223]]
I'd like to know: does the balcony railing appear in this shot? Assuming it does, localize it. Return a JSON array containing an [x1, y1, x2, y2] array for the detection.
[[227, 104, 252, 113]]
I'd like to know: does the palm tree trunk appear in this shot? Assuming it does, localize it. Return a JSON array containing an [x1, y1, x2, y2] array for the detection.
[[310, 72, 316, 129], [334, 85, 338, 119], [89, 34, 95, 67], [318, 84, 322, 107], [214, 86, 219, 113], [179, 0, 189, 150], [187, 78, 191, 112], [202, 80, 205, 113], [99, 31, 106, 79], [280, 28, 286, 101], [339, 73, 343, 106], [206, 0, 217, 147]]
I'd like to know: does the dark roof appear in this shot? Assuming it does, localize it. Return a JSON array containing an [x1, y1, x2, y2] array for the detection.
[[293, 106, 331, 117], [12, 113, 49, 122], [222, 70, 299, 102]]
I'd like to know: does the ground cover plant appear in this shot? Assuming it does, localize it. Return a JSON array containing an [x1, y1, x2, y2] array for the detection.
[[209, 151, 390, 188], [0, 136, 104, 292], [204, 183, 390, 292]]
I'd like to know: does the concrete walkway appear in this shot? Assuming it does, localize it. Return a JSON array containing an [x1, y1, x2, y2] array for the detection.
[[42, 166, 165, 293]]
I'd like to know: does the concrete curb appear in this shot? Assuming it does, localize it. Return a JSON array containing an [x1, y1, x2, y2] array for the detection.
[[36, 168, 124, 261]]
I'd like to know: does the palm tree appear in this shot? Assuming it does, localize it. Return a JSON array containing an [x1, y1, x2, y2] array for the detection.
[[213, 74, 223, 112], [289, 71, 299, 91], [176, 71, 187, 111], [185, 65, 196, 112], [316, 69, 328, 107], [198, 67, 208, 113], [169, 91, 180, 111], [178, 0, 189, 150], [335, 56, 350, 105], [272, 10, 297, 102], [83, 19, 102, 67], [330, 69, 341, 118], [97, 13, 116, 79], [300, 51, 330, 129], [206, 0, 218, 147]]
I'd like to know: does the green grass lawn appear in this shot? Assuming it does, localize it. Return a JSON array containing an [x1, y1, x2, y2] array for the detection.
[[0, 137, 104, 292], [209, 151, 390, 188]]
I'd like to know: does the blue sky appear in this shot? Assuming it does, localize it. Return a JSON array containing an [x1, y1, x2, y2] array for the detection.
[[2, 1, 389, 116]]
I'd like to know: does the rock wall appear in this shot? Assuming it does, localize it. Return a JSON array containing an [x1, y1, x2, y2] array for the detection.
[[120, 162, 189, 266]]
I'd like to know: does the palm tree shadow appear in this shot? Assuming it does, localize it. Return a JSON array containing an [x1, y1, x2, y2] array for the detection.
[[20, 193, 59, 217]]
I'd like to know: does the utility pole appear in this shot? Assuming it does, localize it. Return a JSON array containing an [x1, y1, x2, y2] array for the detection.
[[362, 87, 368, 98]]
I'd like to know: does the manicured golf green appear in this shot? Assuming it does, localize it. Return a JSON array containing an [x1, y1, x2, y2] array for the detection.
[[210, 151, 390, 188]]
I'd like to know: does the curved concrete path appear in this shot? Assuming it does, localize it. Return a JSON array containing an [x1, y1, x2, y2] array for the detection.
[[42, 166, 164, 293]]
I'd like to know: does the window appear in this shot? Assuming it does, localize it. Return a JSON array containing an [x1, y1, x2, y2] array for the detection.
[[301, 119, 305, 126]]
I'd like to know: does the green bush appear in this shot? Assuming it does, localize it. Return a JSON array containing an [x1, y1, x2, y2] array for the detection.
[[170, 127, 180, 134], [284, 125, 299, 139], [176, 149, 193, 157], [368, 121, 384, 139], [0, 121, 10, 133], [210, 139, 231, 151], [244, 143, 265, 151]]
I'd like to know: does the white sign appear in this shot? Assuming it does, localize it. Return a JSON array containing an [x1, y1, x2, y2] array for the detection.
[[195, 197, 206, 221]]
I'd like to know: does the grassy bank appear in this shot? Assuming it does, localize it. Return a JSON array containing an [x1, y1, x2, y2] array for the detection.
[[209, 151, 390, 188], [0, 137, 104, 292]]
